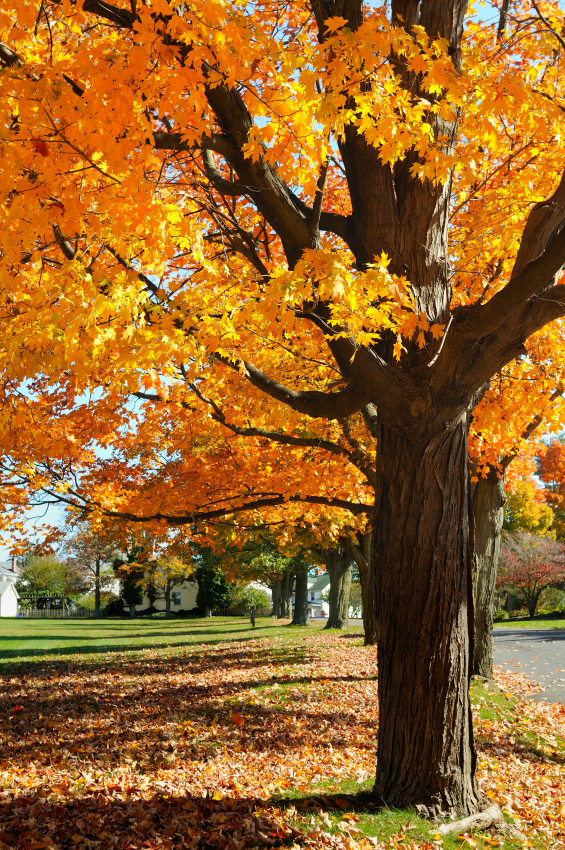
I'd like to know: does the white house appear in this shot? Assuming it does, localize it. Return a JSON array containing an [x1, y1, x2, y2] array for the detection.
[[0, 581, 19, 617], [292, 572, 361, 619], [136, 578, 199, 613], [290, 573, 330, 618]]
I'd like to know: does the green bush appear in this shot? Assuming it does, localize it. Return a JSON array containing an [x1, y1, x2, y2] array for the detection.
[[225, 584, 270, 615]]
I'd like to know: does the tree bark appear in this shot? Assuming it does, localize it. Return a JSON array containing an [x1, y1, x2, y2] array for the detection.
[[94, 554, 101, 619], [129, 602, 136, 619], [471, 470, 505, 679], [323, 548, 352, 629], [165, 580, 172, 619], [291, 563, 310, 626], [270, 578, 282, 617], [372, 416, 482, 818], [280, 568, 294, 618], [346, 531, 376, 644]]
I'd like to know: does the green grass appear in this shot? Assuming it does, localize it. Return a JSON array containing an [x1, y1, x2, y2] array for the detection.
[[494, 611, 565, 629], [0, 615, 300, 667]]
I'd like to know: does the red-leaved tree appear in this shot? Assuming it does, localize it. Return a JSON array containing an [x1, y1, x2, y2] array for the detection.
[[497, 532, 565, 619]]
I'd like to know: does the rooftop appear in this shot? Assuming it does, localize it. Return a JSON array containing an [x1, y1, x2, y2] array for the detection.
[[307, 573, 330, 593], [0, 560, 18, 583]]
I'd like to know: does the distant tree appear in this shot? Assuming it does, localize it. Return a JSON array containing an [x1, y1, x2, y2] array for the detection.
[[537, 438, 565, 539], [226, 584, 270, 616], [503, 478, 554, 535], [16, 554, 85, 602], [146, 556, 194, 618], [497, 532, 565, 619], [113, 547, 146, 618], [195, 566, 229, 615], [348, 582, 363, 618], [318, 547, 353, 630], [63, 528, 118, 618]]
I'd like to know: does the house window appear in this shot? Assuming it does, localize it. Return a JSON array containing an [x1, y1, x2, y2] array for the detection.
[[310, 593, 315, 601], [172, 592, 182, 606]]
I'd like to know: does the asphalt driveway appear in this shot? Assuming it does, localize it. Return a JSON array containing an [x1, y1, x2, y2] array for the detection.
[[492, 628, 565, 703]]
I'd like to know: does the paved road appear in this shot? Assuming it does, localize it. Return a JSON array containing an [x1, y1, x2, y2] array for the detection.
[[492, 628, 565, 704]]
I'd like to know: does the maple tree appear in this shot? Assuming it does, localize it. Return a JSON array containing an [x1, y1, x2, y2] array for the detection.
[[503, 476, 554, 535], [15, 553, 84, 602], [145, 555, 194, 618], [62, 525, 119, 618], [497, 530, 565, 618], [537, 437, 565, 539], [5, 0, 565, 821]]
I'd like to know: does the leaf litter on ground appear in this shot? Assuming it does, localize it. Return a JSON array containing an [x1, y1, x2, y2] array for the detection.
[[0, 626, 564, 849]]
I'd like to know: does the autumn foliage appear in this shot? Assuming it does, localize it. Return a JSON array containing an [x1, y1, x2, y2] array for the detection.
[[5, 0, 565, 819], [497, 531, 565, 618]]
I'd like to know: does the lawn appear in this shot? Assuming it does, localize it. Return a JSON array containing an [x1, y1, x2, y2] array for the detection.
[[0, 616, 298, 664], [495, 615, 565, 630], [0, 617, 564, 850]]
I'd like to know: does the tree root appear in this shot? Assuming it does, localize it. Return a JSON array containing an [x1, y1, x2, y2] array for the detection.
[[436, 803, 526, 841]]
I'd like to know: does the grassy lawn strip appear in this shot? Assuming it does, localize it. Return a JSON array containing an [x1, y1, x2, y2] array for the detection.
[[494, 614, 565, 630], [0, 618, 563, 849]]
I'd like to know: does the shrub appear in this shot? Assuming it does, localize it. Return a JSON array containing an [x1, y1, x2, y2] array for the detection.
[[224, 584, 270, 615]]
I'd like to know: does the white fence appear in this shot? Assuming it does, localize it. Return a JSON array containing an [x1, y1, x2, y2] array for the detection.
[[18, 608, 95, 618]]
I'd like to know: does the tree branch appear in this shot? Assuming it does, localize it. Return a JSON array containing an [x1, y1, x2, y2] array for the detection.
[[500, 386, 563, 471], [461, 170, 565, 340], [37, 484, 372, 524], [216, 353, 368, 419], [201, 149, 250, 196]]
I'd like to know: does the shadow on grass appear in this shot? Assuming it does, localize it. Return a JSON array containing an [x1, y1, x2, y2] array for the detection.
[[0, 627, 283, 662]]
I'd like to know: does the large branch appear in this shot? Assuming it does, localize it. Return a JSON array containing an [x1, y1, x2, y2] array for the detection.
[[34, 482, 371, 524], [134, 383, 375, 484], [153, 132, 352, 246], [451, 284, 565, 405], [461, 171, 565, 340], [228, 356, 369, 419]]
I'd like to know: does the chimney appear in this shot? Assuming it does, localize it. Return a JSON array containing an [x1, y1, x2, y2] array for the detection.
[[11, 556, 16, 573]]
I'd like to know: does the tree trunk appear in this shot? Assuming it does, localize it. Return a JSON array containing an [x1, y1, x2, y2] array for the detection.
[[324, 548, 352, 629], [94, 555, 101, 619], [471, 469, 505, 678], [291, 563, 310, 626], [129, 602, 136, 619], [270, 578, 282, 617], [280, 568, 293, 618], [165, 581, 172, 619], [372, 417, 482, 819], [346, 531, 376, 645]]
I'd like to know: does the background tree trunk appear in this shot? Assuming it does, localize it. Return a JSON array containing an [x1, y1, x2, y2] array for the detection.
[[471, 469, 505, 679], [292, 564, 310, 626], [280, 568, 294, 618], [129, 602, 136, 619], [346, 532, 376, 644], [372, 417, 482, 818], [165, 580, 172, 619], [270, 579, 282, 617], [324, 548, 352, 629], [94, 554, 101, 619]]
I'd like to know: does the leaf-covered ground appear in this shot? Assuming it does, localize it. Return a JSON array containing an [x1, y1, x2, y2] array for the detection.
[[1, 619, 565, 850]]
